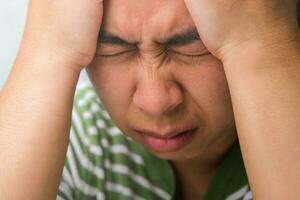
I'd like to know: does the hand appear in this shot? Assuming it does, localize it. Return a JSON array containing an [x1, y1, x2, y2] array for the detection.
[[21, 0, 103, 70], [184, 0, 300, 60]]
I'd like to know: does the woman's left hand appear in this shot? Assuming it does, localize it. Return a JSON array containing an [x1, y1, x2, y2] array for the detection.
[[184, 0, 300, 60]]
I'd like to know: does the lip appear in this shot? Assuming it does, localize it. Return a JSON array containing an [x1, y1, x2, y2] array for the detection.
[[135, 126, 196, 138], [135, 127, 198, 153]]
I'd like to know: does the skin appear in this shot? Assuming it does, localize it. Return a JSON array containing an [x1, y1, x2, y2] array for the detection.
[[185, 0, 300, 199], [0, 0, 103, 199], [87, 1, 237, 198], [0, 0, 299, 199]]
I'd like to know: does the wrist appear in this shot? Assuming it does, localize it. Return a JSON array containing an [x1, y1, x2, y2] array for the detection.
[[9, 48, 82, 93], [219, 22, 300, 65], [19, 33, 94, 73], [16, 42, 84, 76], [221, 32, 300, 73]]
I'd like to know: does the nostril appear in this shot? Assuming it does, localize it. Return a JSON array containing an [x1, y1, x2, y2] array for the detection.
[[168, 85, 184, 110]]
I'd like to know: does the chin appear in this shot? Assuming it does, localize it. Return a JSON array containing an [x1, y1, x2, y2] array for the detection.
[[148, 146, 203, 161]]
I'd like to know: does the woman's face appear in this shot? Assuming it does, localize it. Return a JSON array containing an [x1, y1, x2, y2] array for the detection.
[[87, 0, 237, 161]]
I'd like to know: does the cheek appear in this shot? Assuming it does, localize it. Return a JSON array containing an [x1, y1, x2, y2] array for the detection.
[[204, 71, 233, 130], [175, 56, 233, 127], [86, 58, 135, 123]]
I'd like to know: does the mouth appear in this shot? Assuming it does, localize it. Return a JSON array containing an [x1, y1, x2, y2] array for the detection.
[[135, 127, 198, 153]]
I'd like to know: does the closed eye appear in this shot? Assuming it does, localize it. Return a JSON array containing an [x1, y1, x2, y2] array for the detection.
[[95, 42, 137, 58], [96, 49, 137, 57], [166, 49, 211, 65], [169, 50, 211, 57], [166, 39, 210, 57]]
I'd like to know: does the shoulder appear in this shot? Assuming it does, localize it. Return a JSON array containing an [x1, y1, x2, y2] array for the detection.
[[71, 81, 125, 150], [73, 81, 111, 132], [70, 81, 146, 164], [58, 82, 177, 200]]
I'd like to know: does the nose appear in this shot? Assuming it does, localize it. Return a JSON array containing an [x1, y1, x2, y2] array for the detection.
[[133, 75, 183, 116]]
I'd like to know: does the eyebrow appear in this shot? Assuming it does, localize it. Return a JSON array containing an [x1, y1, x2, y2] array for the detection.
[[98, 27, 200, 46], [161, 28, 200, 45], [98, 29, 134, 45]]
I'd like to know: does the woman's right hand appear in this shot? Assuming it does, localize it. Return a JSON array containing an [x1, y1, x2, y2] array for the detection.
[[22, 0, 103, 71], [0, 1, 103, 199]]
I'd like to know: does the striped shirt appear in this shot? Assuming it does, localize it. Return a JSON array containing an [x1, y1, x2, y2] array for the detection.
[[57, 82, 253, 200]]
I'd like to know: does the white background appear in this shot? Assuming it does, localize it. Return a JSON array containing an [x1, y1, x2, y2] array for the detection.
[[0, 0, 28, 88], [0, 0, 88, 88]]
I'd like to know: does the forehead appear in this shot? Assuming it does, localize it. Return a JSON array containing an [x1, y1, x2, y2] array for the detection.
[[102, 0, 195, 42]]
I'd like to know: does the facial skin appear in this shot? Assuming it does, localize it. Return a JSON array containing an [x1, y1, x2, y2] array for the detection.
[[87, 0, 237, 164]]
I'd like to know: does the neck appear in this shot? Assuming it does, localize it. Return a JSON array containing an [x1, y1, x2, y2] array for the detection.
[[171, 135, 237, 200], [171, 155, 220, 200]]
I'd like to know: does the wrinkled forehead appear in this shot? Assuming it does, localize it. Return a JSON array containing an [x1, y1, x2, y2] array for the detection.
[[102, 0, 195, 42]]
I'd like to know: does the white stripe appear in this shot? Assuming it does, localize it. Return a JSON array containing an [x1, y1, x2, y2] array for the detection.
[[71, 110, 103, 156], [76, 82, 92, 90], [102, 110, 111, 120], [56, 196, 66, 200], [110, 144, 144, 165], [101, 138, 109, 148], [62, 167, 75, 188], [83, 111, 93, 120], [88, 126, 98, 136], [77, 90, 97, 107], [104, 159, 171, 200], [91, 103, 101, 113], [107, 127, 122, 136], [125, 135, 134, 141], [225, 185, 248, 200], [70, 132, 104, 179], [67, 147, 105, 199], [59, 182, 74, 200], [106, 182, 145, 200], [96, 119, 106, 129], [99, 134, 145, 166], [100, 138, 144, 166], [243, 191, 253, 200], [90, 145, 103, 155]]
